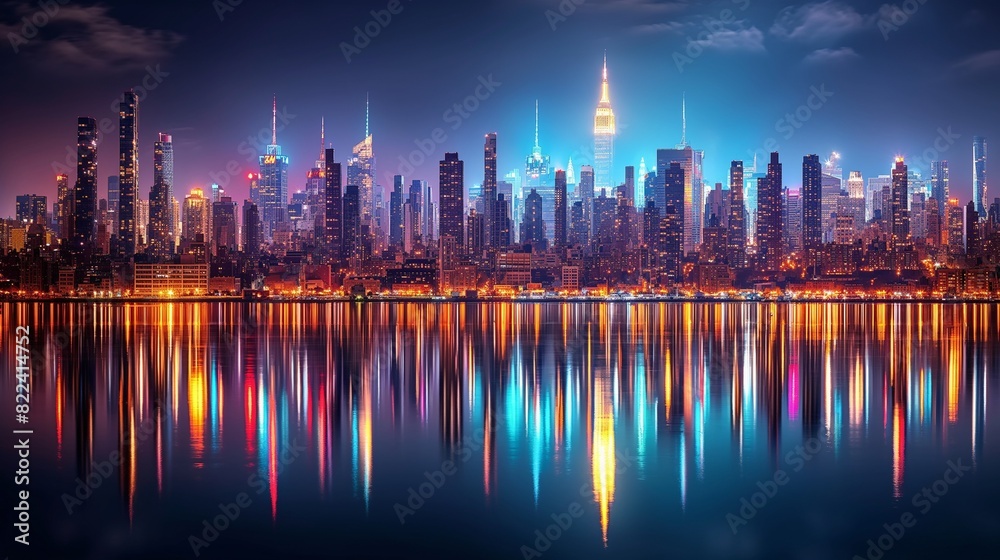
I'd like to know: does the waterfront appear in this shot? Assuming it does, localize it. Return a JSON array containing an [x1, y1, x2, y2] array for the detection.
[[3, 301, 999, 559]]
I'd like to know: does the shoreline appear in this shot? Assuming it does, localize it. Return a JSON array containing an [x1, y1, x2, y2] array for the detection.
[[4, 296, 999, 305]]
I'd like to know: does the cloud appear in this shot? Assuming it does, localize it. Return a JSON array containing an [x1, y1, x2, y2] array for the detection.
[[692, 27, 766, 53], [0, 3, 183, 73], [953, 50, 1000, 74], [770, 1, 868, 43], [629, 22, 685, 35], [804, 47, 859, 65]]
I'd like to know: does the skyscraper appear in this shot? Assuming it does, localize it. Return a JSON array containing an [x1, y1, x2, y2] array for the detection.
[[73, 117, 98, 255], [974, 136, 987, 217], [15, 195, 46, 224], [183, 188, 210, 244], [931, 161, 949, 220], [484, 133, 498, 248], [891, 158, 910, 249], [802, 154, 823, 263], [117, 90, 138, 257], [56, 174, 71, 242], [324, 148, 343, 261], [623, 166, 635, 204], [847, 171, 865, 199], [212, 196, 238, 256], [727, 161, 746, 268], [521, 189, 545, 250], [439, 153, 465, 249], [525, 101, 552, 189], [757, 152, 783, 271], [554, 169, 568, 250], [343, 185, 361, 262], [259, 97, 290, 236], [661, 162, 685, 281], [390, 175, 404, 248], [242, 200, 261, 258], [657, 145, 705, 255], [966, 201, 980, 257], [148, 133, 174, 260], [107, 175, 119, 232], [593, 54, 616, 190]]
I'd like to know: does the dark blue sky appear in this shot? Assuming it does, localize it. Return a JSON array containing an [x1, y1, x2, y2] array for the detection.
[[1, 0, 997, 216]]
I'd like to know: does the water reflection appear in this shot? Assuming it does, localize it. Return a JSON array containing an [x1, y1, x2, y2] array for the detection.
[[5, 301, 1000, 556]]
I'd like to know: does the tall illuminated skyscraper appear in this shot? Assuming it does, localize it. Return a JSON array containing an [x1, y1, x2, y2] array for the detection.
[[182, 187, 210, 243], [593, 54, 616, 190], [439, 153, 465, 249], [348, 97, 375, 229], [484, 132, 498, 248], [117, 90, 138, 257], [974, 136, 987, 216], [891, 158, 910, 249], [56, 174, 71, 242], [73, 117, 98, 255], [931, 161, 949, 219], [802, 154, 823, 263], [554, 169, 568, 250], [259, 97, 290, 236], [148, 133, 174, 261], [757, 152, 783, 271], [325, 148, 343, 261], [727, 161, 745, 268], [525, 101, 552, 189]]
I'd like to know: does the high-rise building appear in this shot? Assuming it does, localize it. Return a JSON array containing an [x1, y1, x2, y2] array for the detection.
[[439, 153, 465, 249], [56, 174, 71, 242], [727, 161, 746, 268], [148, 133, 174, 260], [324, 148, 343, 261], [784, 188, 802, 255], [343, 185, 361, 262], [593, 55, 616, 190], [521, 189, 545, 250], [570, 201, 588, 248], [821, 173, 842, 243], [116, 90, 139, 257], [802, 155, 823, 263], [966, 201, 980, 257], [554, 169, 568, 250], [946, 198, 964, 256], [867, 175, 892, 221], [657, 146, 705, 255], [974, 136, 987, 217], [73, 117, 98, 255], [258, 97, 290, 236], [525, 101, 552, 189], [242, 200, 261, 258], [623, 166, 636, 204], [847, 171, 865, 200], [492, 194, 511, 248], [484, 133, 498, 248], [661, 162, 685, 279], [891, 158, 910, 249], [757, 152, 783, 271], [15, 195, 47, 224], [390, 175, 405, 248], [107, 175, 120, 232], [931, 161, 949, 220], [183, 188, 210, 244], [212, 196, 238, 256]]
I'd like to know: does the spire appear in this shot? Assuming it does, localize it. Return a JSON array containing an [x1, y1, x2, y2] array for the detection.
[[365, 92, 370, 138], [681, 93, 687, 147], [320, 117, 326, 162], [534, 100, 540, 150], [271, 95, 277, 145], [599, 52, 611, 105]]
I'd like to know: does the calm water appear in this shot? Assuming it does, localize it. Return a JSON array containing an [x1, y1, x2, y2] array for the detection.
[[2, 302, 999, 560]]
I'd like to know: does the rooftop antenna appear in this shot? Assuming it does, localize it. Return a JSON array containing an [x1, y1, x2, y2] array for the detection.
[[320, 117, 326, 161], [681, 93, 687, 147], [365, 93, 370, 138], [271, 95, 277, 145], [534, 100, 540, 149]]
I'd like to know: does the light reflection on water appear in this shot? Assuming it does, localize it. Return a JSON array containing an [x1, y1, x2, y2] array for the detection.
[[2, 301, 998, 559]]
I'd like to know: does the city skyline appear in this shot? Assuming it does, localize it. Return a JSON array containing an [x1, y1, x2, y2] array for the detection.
[[1, 0, 998, 218]]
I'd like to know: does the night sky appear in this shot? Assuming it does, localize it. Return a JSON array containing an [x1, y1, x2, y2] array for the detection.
[[1, 0, 997, 217]]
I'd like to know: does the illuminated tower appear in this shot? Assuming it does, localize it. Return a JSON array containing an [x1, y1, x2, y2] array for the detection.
[[56, 174, 71, 242], [325, 148, 343, 262], [484, 132, 498, 248], [439, 153, 465, 249], [148, 133, 174, 260], [974, 136, 987, 216], [348, 96, 376, 228], [802, 154, 823, 263], [73, 117, 98, 255], [525, 101, 552, 189], [593, 54, 616, 190], [931, 161, 949, 220], [757, 152, 784, 271], [117, 90, 138, 257], [555, 169, 568, 250], [891, 158, 910, 249], [727, 161, 746, 268], [259, 96, 290, 237]]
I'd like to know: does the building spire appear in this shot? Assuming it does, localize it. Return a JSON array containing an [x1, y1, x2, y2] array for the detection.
[[320, 117, 326, 162], [271, 95, 277, 145], [681, 93, 687, 147], [365, 92, 370, 138], [599, 52, 611, 105], [534, 100, 540, 150]]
